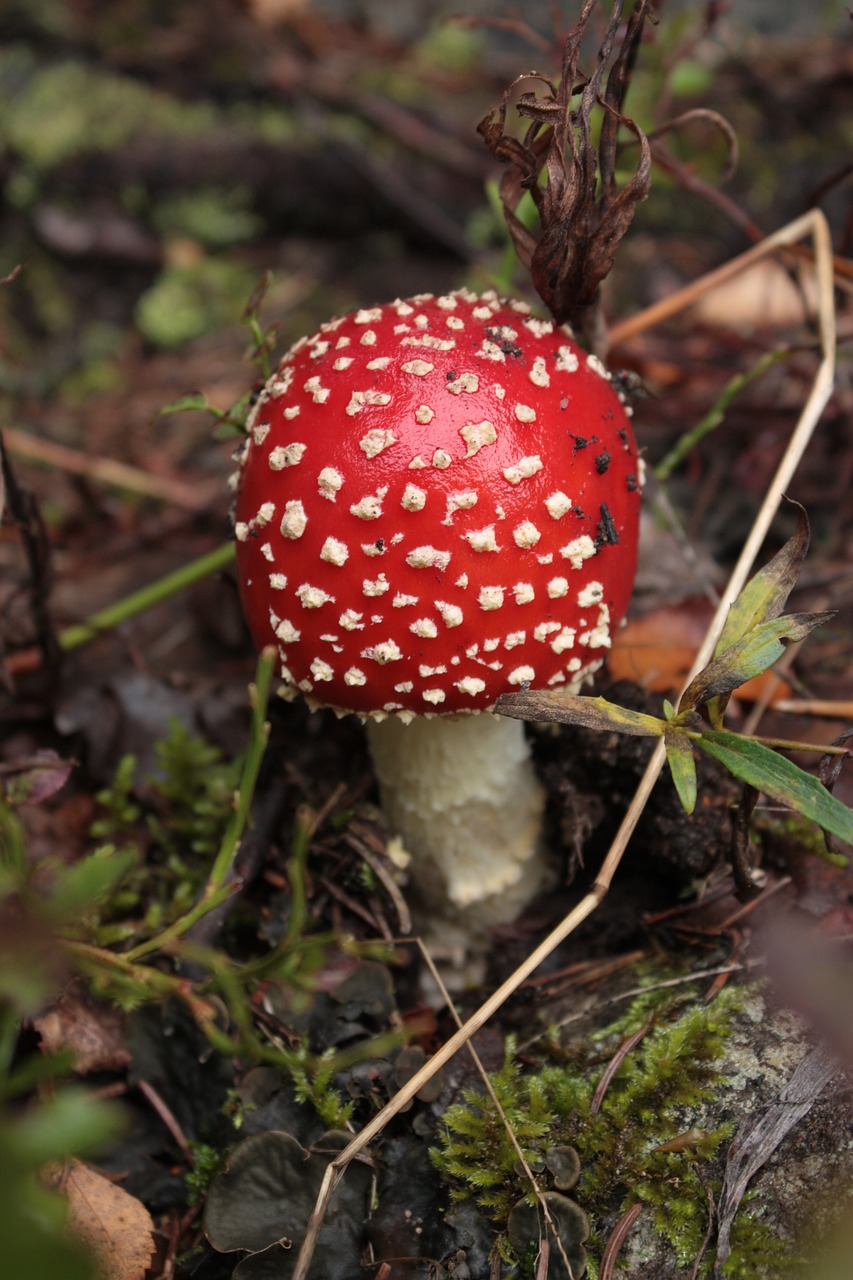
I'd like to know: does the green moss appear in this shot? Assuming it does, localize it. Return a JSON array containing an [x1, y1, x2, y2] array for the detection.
[[151, 186, 262, 250], [135, 258, 257, 348], [432, 980, 794, 1277], [0, 53, 217, 170], [722, 1191, 801, 1279]]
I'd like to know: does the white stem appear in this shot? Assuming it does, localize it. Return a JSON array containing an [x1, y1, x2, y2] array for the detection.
[[366, 713, 548, 955]]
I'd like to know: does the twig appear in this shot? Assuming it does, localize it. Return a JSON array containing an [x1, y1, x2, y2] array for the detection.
[[344, 834, 412, 937], [609, 210, 835, 346], [3, 426, 219, 511], [289, 209, 837, 1280], [136, 1078, 193, 1161], [600, 1202, 643, 1280], [590, 1027, 649, 1114], [417, 943, 575, 1280], [714, 1045, 839, 1274], [773, 698, 853, 719], [5, 542, 237, 679]]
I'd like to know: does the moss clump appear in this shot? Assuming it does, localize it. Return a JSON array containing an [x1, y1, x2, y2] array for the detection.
[[432, 981, 793, 1277]]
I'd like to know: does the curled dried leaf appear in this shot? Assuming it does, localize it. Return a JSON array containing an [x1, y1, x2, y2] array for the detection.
[[478, 0, 652, 348]]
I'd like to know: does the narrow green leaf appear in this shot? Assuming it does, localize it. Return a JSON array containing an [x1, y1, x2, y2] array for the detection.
[[496, 692, 665, 737], [45, 848, 137, 920], [708, 504, 809, 726], [159, 393, 211, 415], [696, 730, 853, 846], [665, 730, 697, 815], [682, 611, 834, 712], [713, 504, 809, 658]]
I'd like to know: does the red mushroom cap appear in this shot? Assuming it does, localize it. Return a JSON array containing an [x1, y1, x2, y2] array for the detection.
[[233, 289, 641, 719]]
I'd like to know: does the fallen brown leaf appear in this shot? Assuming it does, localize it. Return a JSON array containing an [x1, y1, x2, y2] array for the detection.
[[43, 1158, 155, 1280], [35, 982, 130, 1075], [610, 603, 792, 703]]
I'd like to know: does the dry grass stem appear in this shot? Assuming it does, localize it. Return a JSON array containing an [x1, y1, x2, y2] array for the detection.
[[773, 698, 853, 719], [417, 944, 576, 1280], [290, 209, 836, 1280], [600, 1202, 644, 1280]]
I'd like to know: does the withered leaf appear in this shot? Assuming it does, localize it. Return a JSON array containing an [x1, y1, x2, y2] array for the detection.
[[496, 690, 665, 736], [35, 982, 130, 1076], [478, 0, 652, 345], [43, 1158, 155, 1280]]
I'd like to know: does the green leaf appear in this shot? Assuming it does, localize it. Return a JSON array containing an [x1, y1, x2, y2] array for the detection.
[[665, 730, 698, 815], [496, 691, 665, 737], [681, 612, 834, 714], [6, 1088, 123, 1164], [696, 731, 853, 846], [713, 505, 810, 657], [708, 505, 809, 725], [159, 392, 211, 415], [45, 848, 137, 920]]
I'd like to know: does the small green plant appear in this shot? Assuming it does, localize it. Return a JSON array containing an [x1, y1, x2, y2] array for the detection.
[[432, 982, 790, 1277], [290, 1045, 355, 1131], [159, 270, 280, 438], [498, 505, 853, 873], [185, 1142, 227, 1206], [88, 717, 243, 939]]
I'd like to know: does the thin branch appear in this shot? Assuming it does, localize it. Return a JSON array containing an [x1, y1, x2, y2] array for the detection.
[[290, 209, 837, 1280], [3, 426, 220, 511]]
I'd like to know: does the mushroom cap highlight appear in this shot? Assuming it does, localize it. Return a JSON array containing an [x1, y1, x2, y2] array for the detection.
[[233, 289, 642, 718]]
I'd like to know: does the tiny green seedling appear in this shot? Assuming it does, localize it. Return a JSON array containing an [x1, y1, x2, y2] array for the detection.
[[498, 504, 852, 862]]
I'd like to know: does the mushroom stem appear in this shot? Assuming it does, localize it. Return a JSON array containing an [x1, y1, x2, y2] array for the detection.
[[366, 713, 548, 958]]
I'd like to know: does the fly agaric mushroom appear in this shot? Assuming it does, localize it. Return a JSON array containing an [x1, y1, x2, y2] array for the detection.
[[233, 289, 641, 959]]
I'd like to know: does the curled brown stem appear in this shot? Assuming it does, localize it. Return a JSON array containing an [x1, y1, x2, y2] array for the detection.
[[478, 0, 652, 350]]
